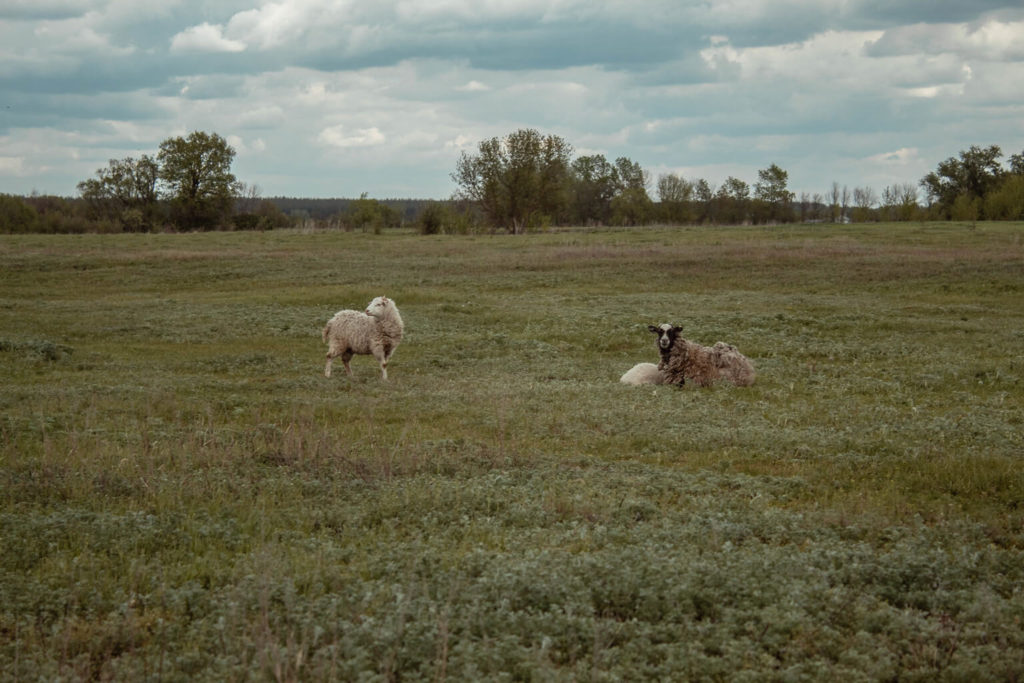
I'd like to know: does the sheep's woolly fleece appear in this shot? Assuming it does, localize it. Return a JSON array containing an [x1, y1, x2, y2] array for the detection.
[[650, 323, 755, 387], [620, 362, 666, 386], [323, 296, 404, 380]]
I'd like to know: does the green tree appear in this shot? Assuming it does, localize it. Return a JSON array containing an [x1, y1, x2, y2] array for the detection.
[[344, 193, 401, 233], [983, 149, 1024, 220], [571, 154, 619, 225], [694, 178, 714, 223], [21, 195, 96, 234], [920, 145, 1004, 218], [77, 155, 160, 231], [720, 176, 750, 202], [0, 194, 39, 233], [656, 173, 693, 203], [418, 202, 447, 235], [417, 202, 476, 235], [754, 164, 794, 222], [609, 157, 653, 226], [452, 129, 573, 233], [716, 176, 751, 224], [951, 194, 980, 225], [614, 157, 648, 192], [1009, 151, 1024, 175], [610, 187, 654, 226], [232, 201, 291, 231], [158, 131, 238, 230], [230, 183, 291, 231], [657, 173, 695, 224], [984, 175, 1024, 220], [694, 179, 713, 204]]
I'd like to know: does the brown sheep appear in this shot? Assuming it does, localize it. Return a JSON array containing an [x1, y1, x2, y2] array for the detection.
[[649, 323, 755, 387]]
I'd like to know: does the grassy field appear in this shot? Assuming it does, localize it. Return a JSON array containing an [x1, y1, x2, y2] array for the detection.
[[2, 222, 1023, 681]]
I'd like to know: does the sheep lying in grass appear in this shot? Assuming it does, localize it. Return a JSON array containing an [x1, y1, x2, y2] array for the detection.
[[649, 323, 755, 387], [323, 296, 404, 380], [620, 362, 666, 386]]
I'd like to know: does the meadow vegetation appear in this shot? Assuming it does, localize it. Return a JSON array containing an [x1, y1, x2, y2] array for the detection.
[[1, 222, 1022, 680]]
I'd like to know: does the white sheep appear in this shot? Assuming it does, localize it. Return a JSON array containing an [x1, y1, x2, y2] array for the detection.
[[619, 362, 666, 385], [649, 323, 755, 387], [323, 296, 404, 380]]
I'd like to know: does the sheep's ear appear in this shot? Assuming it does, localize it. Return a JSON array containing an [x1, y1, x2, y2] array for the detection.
[[672, 325, 683, 334], [648, 325, 660, 334]]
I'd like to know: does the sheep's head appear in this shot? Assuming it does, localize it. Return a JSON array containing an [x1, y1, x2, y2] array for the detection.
[[648, 323, 682, 354], [365, 296, 391, 318]]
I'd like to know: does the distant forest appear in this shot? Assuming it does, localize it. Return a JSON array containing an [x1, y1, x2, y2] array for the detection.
[[267, 197, 436, 222], [1, 130, 1022, 234]]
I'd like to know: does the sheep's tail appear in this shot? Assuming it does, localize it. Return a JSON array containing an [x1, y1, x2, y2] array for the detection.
[[322, 320, 332, 343]]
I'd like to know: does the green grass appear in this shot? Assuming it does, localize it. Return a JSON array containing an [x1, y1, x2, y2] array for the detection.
[[2, 223, 1023, 680]]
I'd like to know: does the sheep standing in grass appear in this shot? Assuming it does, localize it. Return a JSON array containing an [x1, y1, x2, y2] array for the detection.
[[620, 362, 666, 386], [650, 323, 755, 387], [323, 296, 404, 380]]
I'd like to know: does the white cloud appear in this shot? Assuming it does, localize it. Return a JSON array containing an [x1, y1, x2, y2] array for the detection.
[[0, 156, 27, 175], [100, 119, 158, 145], [395, 0, 584, 24], [867, 147, 920, 165], [905, 84, 961, 98], [237, 105, 286, 129], [690, 27, 985, 118], [966, 20, 1024, 60], [699, 38, 743, 78], [444, 134, 474, 150], [225, 2, 312, 50], [457, 80, 489, 92], [170, 22, 246, 53], [34, 23, 130, 54], [227, 134, 267, 155], [318, 125, 387, 148], [960, 60, 1024, 105], [2, 1, 1024, 197], [868, 19, 1024, 61]]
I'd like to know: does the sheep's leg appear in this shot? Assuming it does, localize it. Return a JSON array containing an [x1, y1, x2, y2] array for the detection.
[[370, 344, 389, 381], [341, 350, 354, 376]]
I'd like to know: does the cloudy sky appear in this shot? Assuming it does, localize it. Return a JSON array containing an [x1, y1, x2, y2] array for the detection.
[[2, 1, 1022, 200]]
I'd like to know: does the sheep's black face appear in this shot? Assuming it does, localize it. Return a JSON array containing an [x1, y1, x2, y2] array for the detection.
[[648, 324, 682, 355]]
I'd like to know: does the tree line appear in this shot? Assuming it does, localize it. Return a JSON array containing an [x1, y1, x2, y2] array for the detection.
[[1, 131, 290, 234], [449, 129, 794, 231], [447, 131, 1024, 233], [1, 129, 1022, 234]]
